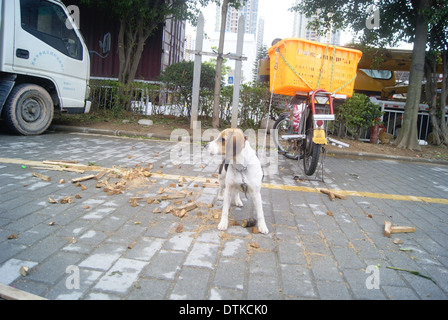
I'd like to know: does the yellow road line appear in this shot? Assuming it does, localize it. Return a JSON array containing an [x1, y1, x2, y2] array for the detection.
[[263, 183, 448, 205], [1, 157, 448, 205]]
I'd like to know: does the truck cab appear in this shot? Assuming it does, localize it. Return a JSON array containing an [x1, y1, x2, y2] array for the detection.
[[0, 0, 91, 135]]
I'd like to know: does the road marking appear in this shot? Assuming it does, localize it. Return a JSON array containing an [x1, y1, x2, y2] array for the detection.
[[1, 157, 447, 205]]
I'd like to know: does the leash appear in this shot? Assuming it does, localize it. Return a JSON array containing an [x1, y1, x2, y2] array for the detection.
[[233, 164, 249, 199]]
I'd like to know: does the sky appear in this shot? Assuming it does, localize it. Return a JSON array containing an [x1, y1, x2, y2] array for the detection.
[[187, 0, 352, 48], [186, 0, 412, 50]]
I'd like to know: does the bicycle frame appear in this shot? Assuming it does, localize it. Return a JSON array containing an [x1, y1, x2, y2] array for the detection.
[[308, 89, 335, 145], [281, 89, 335, 145]]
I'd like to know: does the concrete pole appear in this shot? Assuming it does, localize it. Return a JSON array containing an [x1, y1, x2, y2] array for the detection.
[[190, 13, 204, 130], [231, 15, 244, 128]]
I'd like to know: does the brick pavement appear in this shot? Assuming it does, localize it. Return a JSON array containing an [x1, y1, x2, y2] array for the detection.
[[1, 131, 448, 301]]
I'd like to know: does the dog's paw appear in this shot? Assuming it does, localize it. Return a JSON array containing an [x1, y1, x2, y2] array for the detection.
[[217, 219, 228, 231], [257, 223, 269, 234], [233, 198, 243, 207], [217, 194, 224, 201]]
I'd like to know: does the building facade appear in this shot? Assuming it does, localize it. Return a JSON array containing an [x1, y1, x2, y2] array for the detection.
[[66, 1, 185, 82]]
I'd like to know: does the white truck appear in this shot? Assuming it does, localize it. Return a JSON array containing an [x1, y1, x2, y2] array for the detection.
[[0, 0, 91, 135]]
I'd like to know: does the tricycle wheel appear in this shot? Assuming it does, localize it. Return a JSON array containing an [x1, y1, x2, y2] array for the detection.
[[303, 114, 320, 176]]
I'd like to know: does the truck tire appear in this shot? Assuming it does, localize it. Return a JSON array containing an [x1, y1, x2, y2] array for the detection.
[[3, 84, 54, 135]]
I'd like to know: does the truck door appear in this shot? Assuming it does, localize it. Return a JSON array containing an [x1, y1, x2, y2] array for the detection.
[[12, 0, 89, 110]]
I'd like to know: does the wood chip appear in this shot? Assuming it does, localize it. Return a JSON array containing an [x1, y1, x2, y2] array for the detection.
[[249, 242, 260, 249], [152, 207, 162, 213], [48, 197, 57, 204], [203, 183, 219, 188], [384, 221, 416, 237], [19, 266, 29, 277], [71, 174, 96, 183], [94, 170, 109, 180], [174, 201, 198, 212], [32, 172, 51, 182], [8, 233, 18, 240], [60, 196, 74, 204], [319, 188, 346, 200], [173, 209, 187, 218], [175, 223, 183, 233]]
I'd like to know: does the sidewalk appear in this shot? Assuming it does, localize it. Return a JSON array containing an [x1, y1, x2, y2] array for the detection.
[[0, 128, 447, 301]]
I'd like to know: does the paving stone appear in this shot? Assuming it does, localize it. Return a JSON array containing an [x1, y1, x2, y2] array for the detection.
[[25, 251, 84, 285], [78, 244, 126, 271], [127, 278, 171, 299], [170, 267, 211, 300], [124, 237, 165, 261], [144, 250, 185, 280], [184, 242, 219, 269], [280, 264, 316, 298], [316, 280, 352, 300], [213, 258, 246, 290], [94, 258, 148, 294], [247, 274, 281, 299], [0, 258, 39, 285]]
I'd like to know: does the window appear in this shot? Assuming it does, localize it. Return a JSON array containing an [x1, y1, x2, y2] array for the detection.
[[361, 69, 393, 80], [20, 0, 82, 60]]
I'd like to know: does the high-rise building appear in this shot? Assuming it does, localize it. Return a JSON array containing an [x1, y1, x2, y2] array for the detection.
[[215, 0, 259, 35], [292, 1, 341, 45]]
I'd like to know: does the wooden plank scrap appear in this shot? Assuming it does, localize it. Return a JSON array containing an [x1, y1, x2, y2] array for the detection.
[[71, 174, 96, 183], [319, 188, 346, 200], [94, 170, 109, 181], [0, 283, 48, 300], [384, 221, 416, 237], [32, 172, 51, 182]]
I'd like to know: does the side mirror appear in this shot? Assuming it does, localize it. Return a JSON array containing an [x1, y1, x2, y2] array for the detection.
[[99, 33, 111, 55]]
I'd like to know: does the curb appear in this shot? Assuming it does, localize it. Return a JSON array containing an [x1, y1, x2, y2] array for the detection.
[[50, 124, 448, 166]]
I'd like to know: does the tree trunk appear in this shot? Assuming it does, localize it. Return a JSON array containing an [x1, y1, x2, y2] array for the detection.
[[440, 51, 448, 145], [118, 20, 127, 84], [212, 0, 229, 128], [393, 0, 429, 151], [117, 18, 155, 110], [425, 54, 442, 145]]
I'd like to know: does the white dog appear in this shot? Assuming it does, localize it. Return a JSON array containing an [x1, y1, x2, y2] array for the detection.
[[205, 128, 269, 234]]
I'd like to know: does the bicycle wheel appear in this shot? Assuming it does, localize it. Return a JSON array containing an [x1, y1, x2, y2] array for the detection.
[[272, 115, 300, 160], [303, 114, 321, 176]]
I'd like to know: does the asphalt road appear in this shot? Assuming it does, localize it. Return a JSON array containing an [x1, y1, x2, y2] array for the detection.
[[1, 129, 447, 302]]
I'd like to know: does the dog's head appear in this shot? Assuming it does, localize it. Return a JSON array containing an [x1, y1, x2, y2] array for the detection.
[[205, 128, 246, 162]]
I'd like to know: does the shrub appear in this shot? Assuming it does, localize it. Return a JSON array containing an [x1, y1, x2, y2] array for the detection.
[[336, 93, 383, 139]]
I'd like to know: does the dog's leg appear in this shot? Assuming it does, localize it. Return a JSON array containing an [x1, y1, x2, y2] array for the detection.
[[233, 192, 243, 207], [218, 185, 233, 231], [252, 190, 269, 234], [217, 173, 225, 201]]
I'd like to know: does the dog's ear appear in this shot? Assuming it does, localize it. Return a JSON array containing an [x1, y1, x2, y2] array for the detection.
[[225, 130, 245, 162]]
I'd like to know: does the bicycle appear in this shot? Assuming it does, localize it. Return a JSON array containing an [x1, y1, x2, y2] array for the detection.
[[272, 89, 336, 176]]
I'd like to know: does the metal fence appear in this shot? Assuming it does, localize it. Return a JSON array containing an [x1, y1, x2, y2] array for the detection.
[[89, 83, 448, 142], [89, 83, 189, 117]]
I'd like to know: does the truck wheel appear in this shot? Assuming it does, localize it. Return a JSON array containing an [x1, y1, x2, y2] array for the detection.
[[3, 84, 54, 135]]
